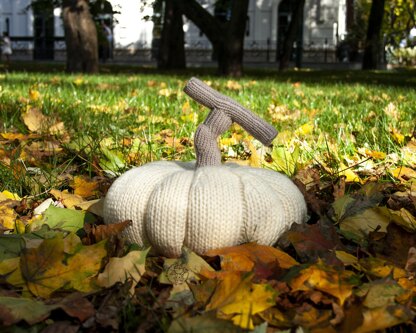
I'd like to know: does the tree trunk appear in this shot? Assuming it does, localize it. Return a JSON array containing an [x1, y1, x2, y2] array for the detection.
[[62, 0, 99, 73], [174, 0, 249, 77], [362, 0, 386, 70], [219, 0, 249, 76], [279, 0, 305, 70], [158, 0, 186, 69]]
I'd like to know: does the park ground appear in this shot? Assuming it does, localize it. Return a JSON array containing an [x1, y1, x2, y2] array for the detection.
[[0, 62, 415, 332]]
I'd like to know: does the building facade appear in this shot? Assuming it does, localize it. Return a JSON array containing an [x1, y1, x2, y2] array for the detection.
[[0, 0, 349, 63]]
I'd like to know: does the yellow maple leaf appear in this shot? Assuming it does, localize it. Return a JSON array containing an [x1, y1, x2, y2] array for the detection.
[[73, 77, 84, 86], [0, 205, 18, 230], [158, 88, 172, 97], [289, 260, 355, 306], [20, 235, 107, 298], [391, 129, 404, 144], [339, 163, 362, 183], [226, 80, 242, 91], [0, 190, 21, 201], [207, 273, 275, 330], [295, 122, 314, 136], [71, 176, 99, 198], [391, 166, 416, 181], [50, 189, 85, 209], [365, 149, 386, 160], [29, 89, 41, 102]]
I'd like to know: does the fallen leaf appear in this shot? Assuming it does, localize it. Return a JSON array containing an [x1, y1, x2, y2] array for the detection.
[[50, 189, 85, 209], [352, 305, 414, 333], [160, 247, 215, 285], [206, 272, 275, 330], [0, 190, 21, 201], [83, 220, 132, 244], [71, 176, 99, 198], [339, 207, 391, 244], [97, 248, 149, 295], [285, 218, 344, 264], [0, 205, 17, 230], [359, 257, 407, 280], [0, 296, 56, 326], [362, 279, 405, 309], [405, 247, 416, 276], [288, 260, 356, 305], [20, 234, 107, 297], [204, 242, 298, 275], [168, 312, 241, 333], [30, 205, 95, 233], [292, 303, 333, 330], [75, 198, 104, 216], [22, 108, 48, 132], [57, 293, 95, 322], [391, 166, 416, 181], [0, 235, 26, 260]]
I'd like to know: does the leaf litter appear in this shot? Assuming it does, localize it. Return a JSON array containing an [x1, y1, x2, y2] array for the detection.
[[0, 81, 415, 332]]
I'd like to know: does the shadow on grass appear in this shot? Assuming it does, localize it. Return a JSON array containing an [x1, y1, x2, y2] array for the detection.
[[2, 61, 416, 89]]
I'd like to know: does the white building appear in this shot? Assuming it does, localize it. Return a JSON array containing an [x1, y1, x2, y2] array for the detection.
[[0, 0, 349, 63]]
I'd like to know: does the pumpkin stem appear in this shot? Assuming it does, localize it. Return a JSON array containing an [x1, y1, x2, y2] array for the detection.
[[184, 77, 277, 168]]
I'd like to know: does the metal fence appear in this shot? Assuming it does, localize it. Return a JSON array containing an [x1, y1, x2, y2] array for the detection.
[[10, 37, 338, 64]]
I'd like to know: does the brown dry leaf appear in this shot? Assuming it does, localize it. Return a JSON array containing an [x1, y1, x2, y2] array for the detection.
[[204, 242, 298, 275], [50, 189, 85, 209], [83, 220, 132, 244], [57, 293, 95, 322], [289, 259, 356, 305], [292, 303, 333, 330], [22, 108, 48, 133], [405, 247, 416, 276], [49, 121, 66, 135], [71, 176, 99, 198], [285, 218, 344, 264]]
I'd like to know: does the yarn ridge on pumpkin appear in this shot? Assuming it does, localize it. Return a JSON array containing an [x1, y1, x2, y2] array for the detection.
[[103, 78, 308, 257]]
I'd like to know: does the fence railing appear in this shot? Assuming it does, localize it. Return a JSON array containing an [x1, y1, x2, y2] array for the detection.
[[10, 37, 339, 63]]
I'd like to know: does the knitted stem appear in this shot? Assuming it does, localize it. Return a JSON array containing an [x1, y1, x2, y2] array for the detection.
[[183, 77, 278, 168]]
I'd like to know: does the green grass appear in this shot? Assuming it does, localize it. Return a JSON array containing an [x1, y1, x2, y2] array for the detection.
[[0, 63, 415, 196]]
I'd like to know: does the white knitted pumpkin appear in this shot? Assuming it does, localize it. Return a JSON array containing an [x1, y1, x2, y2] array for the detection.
[[103, 78, 307, 257]]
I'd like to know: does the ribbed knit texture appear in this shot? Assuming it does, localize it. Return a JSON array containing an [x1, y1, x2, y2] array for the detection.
[[104, 161, 307, 257], [103, 77, 307, 257], [184, 77, 278, 167]]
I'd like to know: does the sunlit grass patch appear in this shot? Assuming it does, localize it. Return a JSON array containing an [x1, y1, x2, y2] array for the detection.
[[0, 68, 415, 197]]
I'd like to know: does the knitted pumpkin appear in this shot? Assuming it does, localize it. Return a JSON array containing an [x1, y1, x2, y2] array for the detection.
[[103, 78, 307, 257]]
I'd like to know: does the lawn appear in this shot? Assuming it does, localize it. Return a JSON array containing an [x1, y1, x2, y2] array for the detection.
[[0, 64, 415, 332]]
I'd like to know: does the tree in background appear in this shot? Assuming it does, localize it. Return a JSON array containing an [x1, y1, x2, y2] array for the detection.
[[347, 0, 415, 66], [157, 0, 186, 69], [173, 0, 249, 77], [278, 0, 305, 70], [62, 0, 99, 73], [384, 0, 415, 46], [31, 0, 104, 73]]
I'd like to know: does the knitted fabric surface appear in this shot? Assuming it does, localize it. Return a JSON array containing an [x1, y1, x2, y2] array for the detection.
[[103, 77, 308, 257]]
